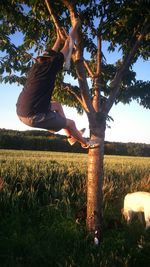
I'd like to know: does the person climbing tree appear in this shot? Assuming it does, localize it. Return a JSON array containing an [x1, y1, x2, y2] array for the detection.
[[16, 17, 100, 148]]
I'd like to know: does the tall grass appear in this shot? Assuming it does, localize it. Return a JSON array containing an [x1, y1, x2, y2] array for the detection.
[[0, 150, 150, 267]]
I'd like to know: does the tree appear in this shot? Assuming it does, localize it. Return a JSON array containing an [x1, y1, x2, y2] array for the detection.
[[0, 0, 150, 243]]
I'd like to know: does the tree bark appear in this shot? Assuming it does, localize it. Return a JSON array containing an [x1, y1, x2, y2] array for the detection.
[[87, 132, 105, 244]]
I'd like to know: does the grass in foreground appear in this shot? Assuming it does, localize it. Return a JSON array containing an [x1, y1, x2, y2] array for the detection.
[[0, 150, 150, 267]]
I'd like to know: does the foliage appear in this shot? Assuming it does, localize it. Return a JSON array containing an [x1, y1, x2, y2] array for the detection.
[[0, 150, 150, 266], [0, 0, 150, 109], [117, 81, 150, 109]]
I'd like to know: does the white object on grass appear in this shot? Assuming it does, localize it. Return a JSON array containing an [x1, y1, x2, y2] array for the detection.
[[122, 191, 150, 229]]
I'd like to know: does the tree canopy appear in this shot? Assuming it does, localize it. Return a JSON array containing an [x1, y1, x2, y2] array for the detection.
[[0, 0, 150, 111]]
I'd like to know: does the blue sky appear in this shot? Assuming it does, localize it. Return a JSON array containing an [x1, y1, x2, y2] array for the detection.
[[0, 29, 150, 144]]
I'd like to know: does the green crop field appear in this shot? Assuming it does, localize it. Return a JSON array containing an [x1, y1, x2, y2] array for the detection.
[[0, 149, 150, 267]]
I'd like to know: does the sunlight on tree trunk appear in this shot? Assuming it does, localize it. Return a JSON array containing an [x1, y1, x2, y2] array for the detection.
[[87, 144, 104, 243]]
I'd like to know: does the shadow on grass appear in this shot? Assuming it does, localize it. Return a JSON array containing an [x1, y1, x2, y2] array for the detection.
[[0, 206, 150, 267]]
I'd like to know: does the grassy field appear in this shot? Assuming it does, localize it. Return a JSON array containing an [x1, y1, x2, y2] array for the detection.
[[0, 149, 150, 267]]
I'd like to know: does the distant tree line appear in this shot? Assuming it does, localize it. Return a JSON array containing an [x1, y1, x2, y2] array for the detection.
[[0, 128, 150, 157]]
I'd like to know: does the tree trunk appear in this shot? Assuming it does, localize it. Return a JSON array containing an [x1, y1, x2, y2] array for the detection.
[[86, 128, 105, 244]]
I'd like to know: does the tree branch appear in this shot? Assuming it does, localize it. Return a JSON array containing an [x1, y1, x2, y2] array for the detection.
[[61, 0, 98, 116], [62, 82, 87, 110], [83, 60, 95, 78], [75, 60, 96, 114], [61, 0, 77, 22], [44, 0, 68, 40], [45, 0, 95, 79], [103, 21, 150, 115], [45, 0, 95, 115], [92, 35, 102, 112], [44, 0, 61, 31], [61, 0, 84, 61], [96, 34, 101, 77]]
